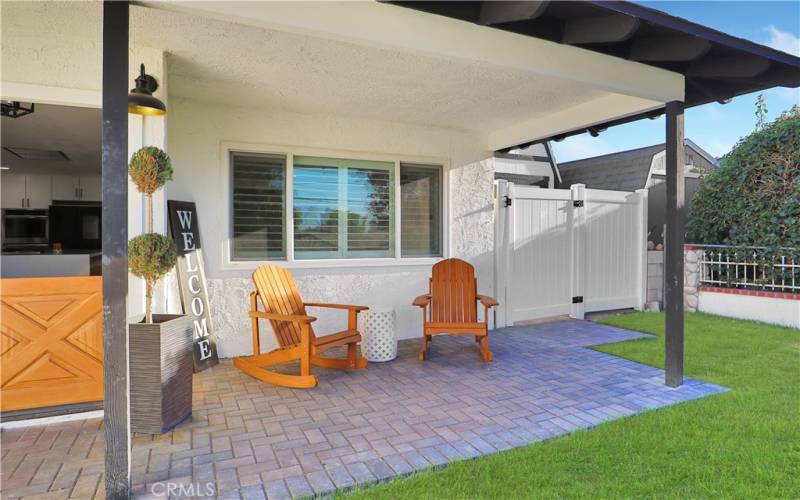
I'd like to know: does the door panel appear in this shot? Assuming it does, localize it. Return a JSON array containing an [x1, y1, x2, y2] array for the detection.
[[52, 175, 81, 201], [26, 175, 53, 209], [0, 277, 103, 412], [1, 173, 27, 208], [79, 176, 102, 201]]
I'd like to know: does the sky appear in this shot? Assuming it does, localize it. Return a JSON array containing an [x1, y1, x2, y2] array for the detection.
[[550, 1, 800, 164]]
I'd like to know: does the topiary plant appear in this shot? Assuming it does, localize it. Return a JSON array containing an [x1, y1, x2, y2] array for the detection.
[[129, 146, 173, 233], [128, 146, 178, 323]]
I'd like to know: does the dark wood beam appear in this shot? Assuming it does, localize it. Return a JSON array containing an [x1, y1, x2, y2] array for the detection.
[[687, 56, 770, 78], [664, 100, 685, 388], [562, 13, 639, 44], [718, 65, 800, 87], [586, 0, 800, 67], [686, 78, 736, 104], [102, 1, 131, 498], [478, 1, 549, 26], [631, 35, 711, 62]]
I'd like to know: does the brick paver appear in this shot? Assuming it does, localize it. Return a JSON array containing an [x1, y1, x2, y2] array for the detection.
[[1, 320, 726, 499]]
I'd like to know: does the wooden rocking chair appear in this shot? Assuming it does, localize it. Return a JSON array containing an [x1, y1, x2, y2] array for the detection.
[[413, 258, 498, 362], [233, 264, 368, 388]]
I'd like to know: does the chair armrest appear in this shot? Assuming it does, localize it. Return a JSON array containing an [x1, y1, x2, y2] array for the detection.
[[304, 302, 369, 311], [413, 294, 431, 307], [477, 294, 498, 307], [250, 311, 317, 323]]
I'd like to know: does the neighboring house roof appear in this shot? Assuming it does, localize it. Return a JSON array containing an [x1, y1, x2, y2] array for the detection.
[[683, 139, 719, 168], [557, 144, 665, 191], [556, 140, 716, 191]]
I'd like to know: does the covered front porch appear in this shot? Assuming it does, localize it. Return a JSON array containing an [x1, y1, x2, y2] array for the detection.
[[1, 320, 725, 499], [3, 1, 798, 498]]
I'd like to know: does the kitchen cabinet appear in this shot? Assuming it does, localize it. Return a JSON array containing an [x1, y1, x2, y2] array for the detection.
[[1, 173, 52, 209], [52, 175, 81, 201], [27, 175, 53, 209], [1, 173, 27, 208], [52, 175, 101, 202], [79, 176, 101, 202]]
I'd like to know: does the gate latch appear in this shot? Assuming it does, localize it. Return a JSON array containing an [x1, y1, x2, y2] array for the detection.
[[573, 200, 584, 208], [504, 196, 512, 207], [572, 296, 584, 304]]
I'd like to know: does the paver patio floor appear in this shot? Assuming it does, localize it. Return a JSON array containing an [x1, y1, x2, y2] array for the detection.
[[1, 319, 727, 499]]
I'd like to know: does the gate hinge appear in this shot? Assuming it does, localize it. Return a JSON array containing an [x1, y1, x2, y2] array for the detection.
[[572, 296, 584, 304], [504, 196, 513, 207], [573, 200, 584, 208]]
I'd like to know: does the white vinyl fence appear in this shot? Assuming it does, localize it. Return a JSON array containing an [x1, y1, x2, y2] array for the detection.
[[494, 181, 648, 327]]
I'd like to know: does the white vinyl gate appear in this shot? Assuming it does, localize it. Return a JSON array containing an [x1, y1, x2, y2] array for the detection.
[[494, 181, 648, 327]]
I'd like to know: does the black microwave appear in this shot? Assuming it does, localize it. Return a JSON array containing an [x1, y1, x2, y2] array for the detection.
[[2, 209, 50, 249], [49, 201, 102, 250]]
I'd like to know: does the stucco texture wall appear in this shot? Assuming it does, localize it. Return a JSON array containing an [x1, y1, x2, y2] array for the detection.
[[167, 98, 493, 357]]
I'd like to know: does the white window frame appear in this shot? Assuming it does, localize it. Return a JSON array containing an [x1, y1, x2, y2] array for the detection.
[[220, 141, 449, 270]]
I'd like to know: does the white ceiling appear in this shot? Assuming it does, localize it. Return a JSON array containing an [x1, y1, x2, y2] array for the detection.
[[142, 6, 606, 132], [1, 2, 613, 134], [1, 104, 101, 175]]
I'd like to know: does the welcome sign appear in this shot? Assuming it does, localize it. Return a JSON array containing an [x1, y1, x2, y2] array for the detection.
[[168, 200, 219, 372]]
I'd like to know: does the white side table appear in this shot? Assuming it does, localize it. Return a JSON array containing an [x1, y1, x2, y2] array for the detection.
[[358, 306, 397, 362]]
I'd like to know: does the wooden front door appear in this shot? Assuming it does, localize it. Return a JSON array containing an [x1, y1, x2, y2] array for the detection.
[[1, 277, 103, 412]]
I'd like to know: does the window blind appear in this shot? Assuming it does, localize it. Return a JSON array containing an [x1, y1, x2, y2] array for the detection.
[[400, 163, 442, 257], [231, 152, 286, 260]]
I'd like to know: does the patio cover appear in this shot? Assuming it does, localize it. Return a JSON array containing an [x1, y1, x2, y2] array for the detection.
[[386, 0, 800, 147]]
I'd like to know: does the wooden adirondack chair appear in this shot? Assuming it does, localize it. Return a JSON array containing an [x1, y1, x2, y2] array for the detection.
[[233, 264, 368, 388], [413, 258, 498, 362]]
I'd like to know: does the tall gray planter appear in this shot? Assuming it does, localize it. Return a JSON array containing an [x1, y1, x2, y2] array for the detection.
[[129, 314, 193, 434]]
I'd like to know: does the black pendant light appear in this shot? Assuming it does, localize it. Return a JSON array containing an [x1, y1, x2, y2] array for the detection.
[[128, 64, 166, 116]]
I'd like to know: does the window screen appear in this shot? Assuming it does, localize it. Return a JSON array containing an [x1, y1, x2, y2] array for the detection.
[[293, 156, 394, 259]]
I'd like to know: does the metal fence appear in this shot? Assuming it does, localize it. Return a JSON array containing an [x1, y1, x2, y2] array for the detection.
[[695, 244, 800, 293]]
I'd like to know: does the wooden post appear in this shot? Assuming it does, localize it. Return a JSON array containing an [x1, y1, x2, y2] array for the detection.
[[102, 1, 131, 498], [664, 101, 685, 387]]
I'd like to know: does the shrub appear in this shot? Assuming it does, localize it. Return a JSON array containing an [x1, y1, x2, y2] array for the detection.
[[687, 106, 800, 249]]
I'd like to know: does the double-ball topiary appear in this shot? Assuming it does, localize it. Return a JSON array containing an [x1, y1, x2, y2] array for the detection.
[[128, 146, 178, 323]]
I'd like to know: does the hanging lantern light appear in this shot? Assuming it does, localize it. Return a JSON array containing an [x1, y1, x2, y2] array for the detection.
[[128, 64, 166, 116]]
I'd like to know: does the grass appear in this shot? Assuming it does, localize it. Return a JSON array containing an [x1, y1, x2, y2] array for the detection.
[[342, 312, 800, 499]]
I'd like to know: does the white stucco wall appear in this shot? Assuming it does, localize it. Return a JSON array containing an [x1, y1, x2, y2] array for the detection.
[[167, 97, 494, 357], [698, 291, 799, 329]]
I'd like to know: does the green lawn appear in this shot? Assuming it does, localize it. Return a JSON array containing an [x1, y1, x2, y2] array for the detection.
[[342, 312, 800, 499]]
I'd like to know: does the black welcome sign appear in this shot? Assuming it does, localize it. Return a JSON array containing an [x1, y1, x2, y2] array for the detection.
[[168, 200, 219, 372]]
